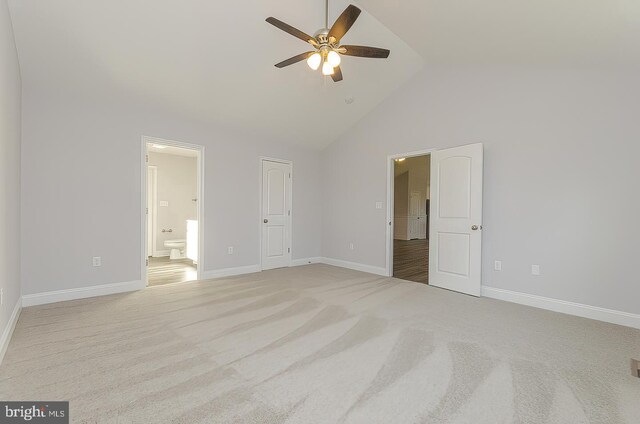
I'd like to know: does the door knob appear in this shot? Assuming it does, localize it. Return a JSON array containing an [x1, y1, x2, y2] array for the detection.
[[471, 225, 479, 231], [263, 219, 268, 223]]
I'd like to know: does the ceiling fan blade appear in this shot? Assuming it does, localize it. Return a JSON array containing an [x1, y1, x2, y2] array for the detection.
[[266, 17, 316, 45], [340, 45, 390, 59], [275, 52, 314, 68], [328, 5, 361, 43], [331, 66, 343, 82]]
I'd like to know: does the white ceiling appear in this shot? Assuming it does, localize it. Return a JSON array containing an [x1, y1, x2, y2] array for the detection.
[[8, 1, 639, 150], [359, 0, 640, 67], [7, 0, 424, 149]]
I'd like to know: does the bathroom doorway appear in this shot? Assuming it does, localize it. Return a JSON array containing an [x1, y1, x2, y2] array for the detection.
[[142, 137, 204, 286]]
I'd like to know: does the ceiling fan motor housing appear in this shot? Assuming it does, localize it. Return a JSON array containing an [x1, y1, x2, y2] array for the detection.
[[314, 28, 331, 45]]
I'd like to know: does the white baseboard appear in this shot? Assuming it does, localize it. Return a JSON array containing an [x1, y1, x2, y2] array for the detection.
[[0, 297, 22, 366], [482, 286, 640, 330], [201, 264, 262, 280], [291, 257, 323, 267], [200, 259, 322, 280], [22, 280, 146, 307], [320, 257, 387, 276]]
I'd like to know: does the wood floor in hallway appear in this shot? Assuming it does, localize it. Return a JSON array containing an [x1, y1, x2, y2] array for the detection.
[[393, 238, 429, 284]]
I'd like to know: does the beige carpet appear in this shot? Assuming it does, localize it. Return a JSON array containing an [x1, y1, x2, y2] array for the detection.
[[1, 264, 639, 423]]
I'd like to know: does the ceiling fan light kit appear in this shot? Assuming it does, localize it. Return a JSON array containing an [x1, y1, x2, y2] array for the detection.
[[307, 52, 322, 70], [266, 1, 390, 82]]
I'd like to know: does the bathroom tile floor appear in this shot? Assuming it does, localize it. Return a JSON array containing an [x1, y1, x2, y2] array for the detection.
[[147, 256, 197, 286]]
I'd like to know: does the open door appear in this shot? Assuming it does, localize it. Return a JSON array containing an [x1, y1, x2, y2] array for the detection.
[[428, 143, 483, 296]]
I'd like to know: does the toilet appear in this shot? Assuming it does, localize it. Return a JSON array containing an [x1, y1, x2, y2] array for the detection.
[[164, 239, 186, 260]]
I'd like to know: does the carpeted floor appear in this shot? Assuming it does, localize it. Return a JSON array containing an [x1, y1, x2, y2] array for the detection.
[[1, 264, 639, 423]]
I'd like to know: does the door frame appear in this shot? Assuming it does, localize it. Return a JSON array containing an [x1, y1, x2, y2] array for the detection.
[[147, 165, 158, 257], [141, 136, 205, 286], [259, 157, 293, 271], [386, 148, 434, 277]]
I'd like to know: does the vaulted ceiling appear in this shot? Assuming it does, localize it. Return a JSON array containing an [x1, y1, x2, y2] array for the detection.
[[359, 0, 640, 67], [8, 1, 640, 148], [7, 0, 423, 148]]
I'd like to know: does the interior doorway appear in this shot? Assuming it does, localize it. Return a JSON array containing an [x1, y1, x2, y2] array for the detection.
[[142, 137, 204, 287], [386, 144, 484, 296], [392, 155, 431, 284]]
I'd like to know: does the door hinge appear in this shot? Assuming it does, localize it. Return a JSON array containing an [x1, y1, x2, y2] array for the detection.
[[288, 247, 290, 253], [145, 154, 149, 163], [146, 258, 149, 266], [288, 210, 291, 216], [146, 207, 148, 215], [289, 173, 291, 179]]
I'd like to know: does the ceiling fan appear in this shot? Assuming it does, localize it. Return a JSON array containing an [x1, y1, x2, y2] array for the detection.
[[266, 1, 390, 82]]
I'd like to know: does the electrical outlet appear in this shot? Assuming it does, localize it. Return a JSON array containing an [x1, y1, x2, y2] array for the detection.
[[228, 247, 234, 255], [531, 264, 540, 276], [494, 260, 502, 271], [349, 243, 354, 250], [93, 257, 101, 267]]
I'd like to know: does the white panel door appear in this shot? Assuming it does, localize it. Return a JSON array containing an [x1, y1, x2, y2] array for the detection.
[[408, 191, 427, 239], [418, 215, 427, 239], [429, 143, 483, 296], [261, 160, 292, 270], [408, 191, 420, 239]]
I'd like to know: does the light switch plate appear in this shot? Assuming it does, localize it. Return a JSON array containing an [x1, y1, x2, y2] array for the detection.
[[228, 247, 234, 255], [93, 257, 102, 267], [375, 201, 383, 209], [159, 201, 169, 207], [531, 264, 540, 276]]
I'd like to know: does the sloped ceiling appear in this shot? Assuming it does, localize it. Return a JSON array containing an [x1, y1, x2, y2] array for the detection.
[[9, 1, 639, 149], [7, 0, 424, 148], [359, 0, 640, 68]]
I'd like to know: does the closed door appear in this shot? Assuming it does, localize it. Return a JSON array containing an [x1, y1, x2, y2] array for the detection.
[[429, 143, 483, 296], [409, 191, 427, 239], [408, 191, 419, 239], [261, 160, 292, 270]]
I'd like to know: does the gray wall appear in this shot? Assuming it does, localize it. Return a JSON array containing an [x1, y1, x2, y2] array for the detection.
[[394, 172, 409, 216], [0, 0, 21, 328], [20, 88, 322, 296], [395, 155, 430, 206], [322, 65, 640, 315]]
